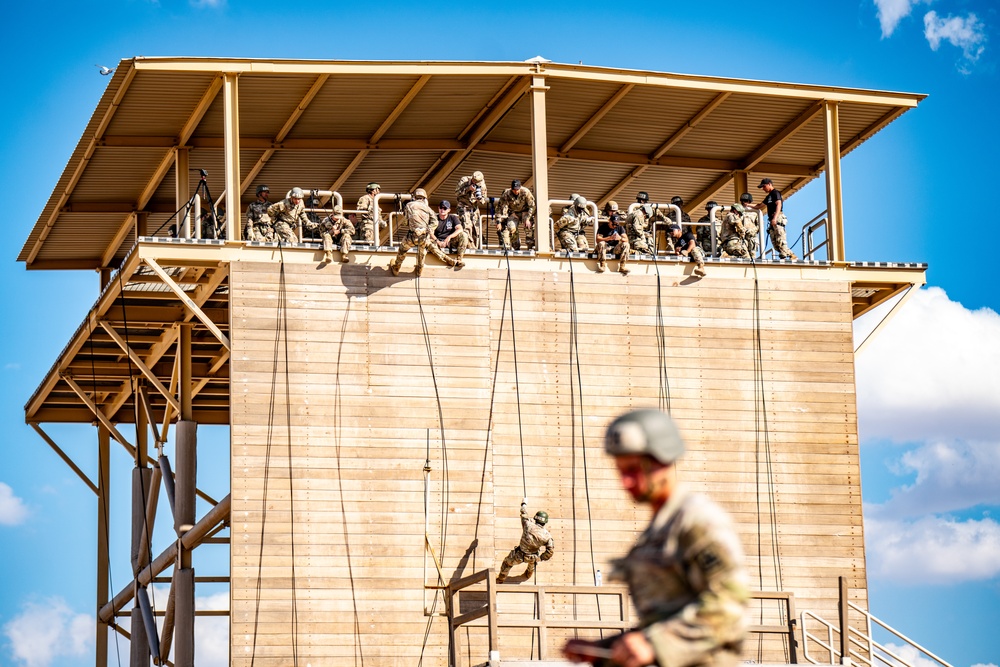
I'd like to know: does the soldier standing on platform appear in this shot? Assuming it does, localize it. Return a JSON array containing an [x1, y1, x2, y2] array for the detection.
[[497, 499, 554, 584], [266, 187, 308, 245], [555, 195, 593, 252], [720, 204, 751, 259], [754, 177, 798, 260], [244, 184, 273, 242], [739, 193, 760, 257], [496, 179, 536, 250], [563, 409, 748, 667], [456, 171, 488, 249], [357, 182, 386, 245]]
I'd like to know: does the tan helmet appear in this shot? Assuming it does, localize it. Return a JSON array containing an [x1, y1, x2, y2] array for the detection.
[[290, 187, 305, 198], [574, 195, 587, 208], [472, 171, 484, 182], [605, 409, 685, 465], [414, 188, 428, 200], [333, 205, 344, 214], [607, 200, 619, 211]]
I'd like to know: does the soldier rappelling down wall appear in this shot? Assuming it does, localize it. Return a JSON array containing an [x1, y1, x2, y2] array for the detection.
[[496, 499, 554, 584]]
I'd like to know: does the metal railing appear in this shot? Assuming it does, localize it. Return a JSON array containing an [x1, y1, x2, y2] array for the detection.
[[801, 602, 952, 667], [801, 210, 830, 260]]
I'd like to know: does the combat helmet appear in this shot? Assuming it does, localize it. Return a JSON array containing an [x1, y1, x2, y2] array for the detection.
[[604, 409, 685, 465], [573, 195, 587, 208], [740, 192, 753, 204], [414, 188, 428, 200], [534, 510, 549, 526], [256, 184, 269, 196], [290, 187, 304, 198], [636, 191, 650, 203], [366, 182, 380, 192]]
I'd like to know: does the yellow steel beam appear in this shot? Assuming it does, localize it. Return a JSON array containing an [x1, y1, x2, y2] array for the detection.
[[144, 259, 231, 350], [559, 84, 633, 153], [651, 91, 731, 160], [824, 101, 845, 261], [742, 101, 824, 172], [101, 212, 137, 268], [97, 321, 182, 414], [599, 166, 649, 208]]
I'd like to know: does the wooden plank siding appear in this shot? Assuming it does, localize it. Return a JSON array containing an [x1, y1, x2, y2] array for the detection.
[[230, 260, 866, 666]]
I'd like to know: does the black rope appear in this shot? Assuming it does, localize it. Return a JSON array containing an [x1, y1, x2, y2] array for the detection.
[[649, 249, 672, 413], [501, 249, 528, 498], [86, 320, 124, 667]]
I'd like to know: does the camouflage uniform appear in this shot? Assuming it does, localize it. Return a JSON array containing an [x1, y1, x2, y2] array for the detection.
[[555, 205, 592, 251], [719, 210, 750, 259], [266, 198, 307, 245], [742, 208, 760, 257], [697, 209, 722, 255], [496, 185, 536, 250], [497, 503, 554, 582], [609, 486, 749, 667], [390, 198, 455, 276], [768, 212, 796, 259], [244, 200, 274, 242], [308, 211, 355, 263], [595, 219, 631, 274], [357, 193, 386, 245], [456, 174, 488, 248], [627, 205, 655, 254]]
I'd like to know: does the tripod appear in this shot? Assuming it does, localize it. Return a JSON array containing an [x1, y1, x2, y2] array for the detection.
[[153, 169, 222, 239]]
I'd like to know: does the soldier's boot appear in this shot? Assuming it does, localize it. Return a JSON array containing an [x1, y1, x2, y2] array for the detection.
[[693, 263, 707, 278], [341, 252, 350, 263], [619, 263, 631, 276], [389, 261, 401, 277], [323, 250, 334, 264], [524, 563, 536, 579], [454, 260, 465, 269], [596, 261, 606, 273], [496, 563, 511, 584], [789, 252, 799, 261]]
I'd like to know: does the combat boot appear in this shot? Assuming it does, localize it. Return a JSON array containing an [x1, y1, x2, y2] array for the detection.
[[596, 262, 606, 273], [496, 573, 507, 584], [455, 260, 465, 269], [693, 264, 706, 278], [389, 262, 400, 276], [619, 265, 630, 275], [524, 564, 536, 579], [323, 250, 334, 264], [790, 252, 799, 261]]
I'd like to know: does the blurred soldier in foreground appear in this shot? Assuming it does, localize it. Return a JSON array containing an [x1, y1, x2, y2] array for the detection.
[[555, 195, 593, 251], [754, 178, 798, 260], [357, 182, 387, 245], [429, 200, 468, 269], [456, 171, 488, 248], [389, 189, 456, 277], [245, 184, 273, 242], [595, 203, 631, 275], [310, 205, 354, 264], [668, 223, 707, 278], [496, 499, 554, 584], [563, 409, 748, 667], [719, 204, 750, 259], [496, 179, 536, 250], [266, 187, 308, 245]]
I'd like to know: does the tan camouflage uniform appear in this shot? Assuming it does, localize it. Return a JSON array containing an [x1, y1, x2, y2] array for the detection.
[[719, 211, 750, 259], [497, 503, 554, 582], [768, 212, 796, 259], [609, 485, 749, 667], [244, 200, 274, 242], [555, 205, 592, 251], [697, 211, 721, 255], [742, 208, 761, 257], [266, 198, 307, 245], [357, 193, 386, 245], [309, 212, 355, 263], [627, 206, 655, 254], [390, 199, 455, 276], [456, 175, 488, 248], [496, 185, 536, 250]]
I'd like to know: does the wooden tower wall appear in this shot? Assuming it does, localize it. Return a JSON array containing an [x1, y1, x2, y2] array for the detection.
[[229, 260, 865, 666]]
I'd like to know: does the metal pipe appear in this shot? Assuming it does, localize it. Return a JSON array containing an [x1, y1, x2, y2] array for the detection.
[[375, 192, 412, 248], [585, 201, 599, 248], [547, 199, 574, 252], [709, 206, 722, 256], [159, 455, 176, 518], [193, 194, 201, 240], [136, 586, 162, 663]]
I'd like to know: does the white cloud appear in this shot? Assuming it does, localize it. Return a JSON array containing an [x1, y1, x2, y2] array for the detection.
[[924, 11, 987, 63], [874, 0, 931, 38], [2, 597, 92, 667], [0, 482, 29, 526], [865, 515, 1000, 584], [879, 642, 947, 667], [971, 663, 999, 667], [872, 440, 1000, 519], [856, 287, 1000, 442]]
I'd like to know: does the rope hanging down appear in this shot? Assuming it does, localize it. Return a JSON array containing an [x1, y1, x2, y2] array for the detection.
[[501, 248, 528, 498]]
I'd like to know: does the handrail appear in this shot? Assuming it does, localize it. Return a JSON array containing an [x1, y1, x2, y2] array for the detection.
[[801, 210, 829, 260]]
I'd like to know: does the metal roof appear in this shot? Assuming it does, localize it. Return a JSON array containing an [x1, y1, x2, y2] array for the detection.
[[19, 57, 924, 270]]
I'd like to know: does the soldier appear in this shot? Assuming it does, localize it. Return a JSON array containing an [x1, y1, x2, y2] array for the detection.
[[720, 203, 751, 258], [310, 205, 354, 264], [244, 184, 274, 242], [455, 171, 488, 248], [655, 195, 691, 254], [697, 200, 721, 255], [266, 187, 308, 245], [389, 189, 456, 277], [429, 200, 468, 269], [496, 499, 554, 584], [496, 179, 536, 250], [563, 409, 748, 667], [554, 195, 593, 251], [595, 206, 631, 275], [754, 177, 798, 260], [357, 182, 387, 245], [739, 192, 760, 257], [627, 192, 655, 254], [668, 223, 707, 278]]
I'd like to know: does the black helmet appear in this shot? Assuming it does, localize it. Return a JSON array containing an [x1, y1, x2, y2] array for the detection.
[[670, 196, 684, 206], [636, 191, 649, 203], [740, 192, 753, 204], [256, 184, 269, 196], [706, 200, 719, 211]]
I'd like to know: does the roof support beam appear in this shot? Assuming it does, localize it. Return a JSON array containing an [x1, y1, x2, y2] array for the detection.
[[29, 423, 98, 495], [741, 101, 823, 172], [599, 166, 649, 208], [651, 91, 731, 160], [824, 101, 845, 262], [144, 259, 231, 351], [60, 374, 136, 451], [422, 77, 531, 194], [98, 321, 182, 414], [101, 212, 137, 268], [530, 75, 551, 255], [329, 75, 431, 195], [223, 73, 240, 241], [25, 66, 138, 265]]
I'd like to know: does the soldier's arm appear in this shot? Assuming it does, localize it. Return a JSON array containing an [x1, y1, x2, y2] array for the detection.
[[540, 538, 554, 561], [266, 202, 282, 218], [525, 190, 536, 217]]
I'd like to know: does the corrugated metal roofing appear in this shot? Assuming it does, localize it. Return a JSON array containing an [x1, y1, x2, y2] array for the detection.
[[19, 57, 924, 270]]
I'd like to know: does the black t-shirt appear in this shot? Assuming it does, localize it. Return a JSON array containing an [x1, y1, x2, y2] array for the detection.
[[433, 213, 462, 241], [598, 221, 626, 247], [763, 189, 783, 219], [677, 231, 697, 252]]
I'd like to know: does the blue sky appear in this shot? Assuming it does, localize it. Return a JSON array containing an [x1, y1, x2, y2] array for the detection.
[[1, 1, 998, 666]]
